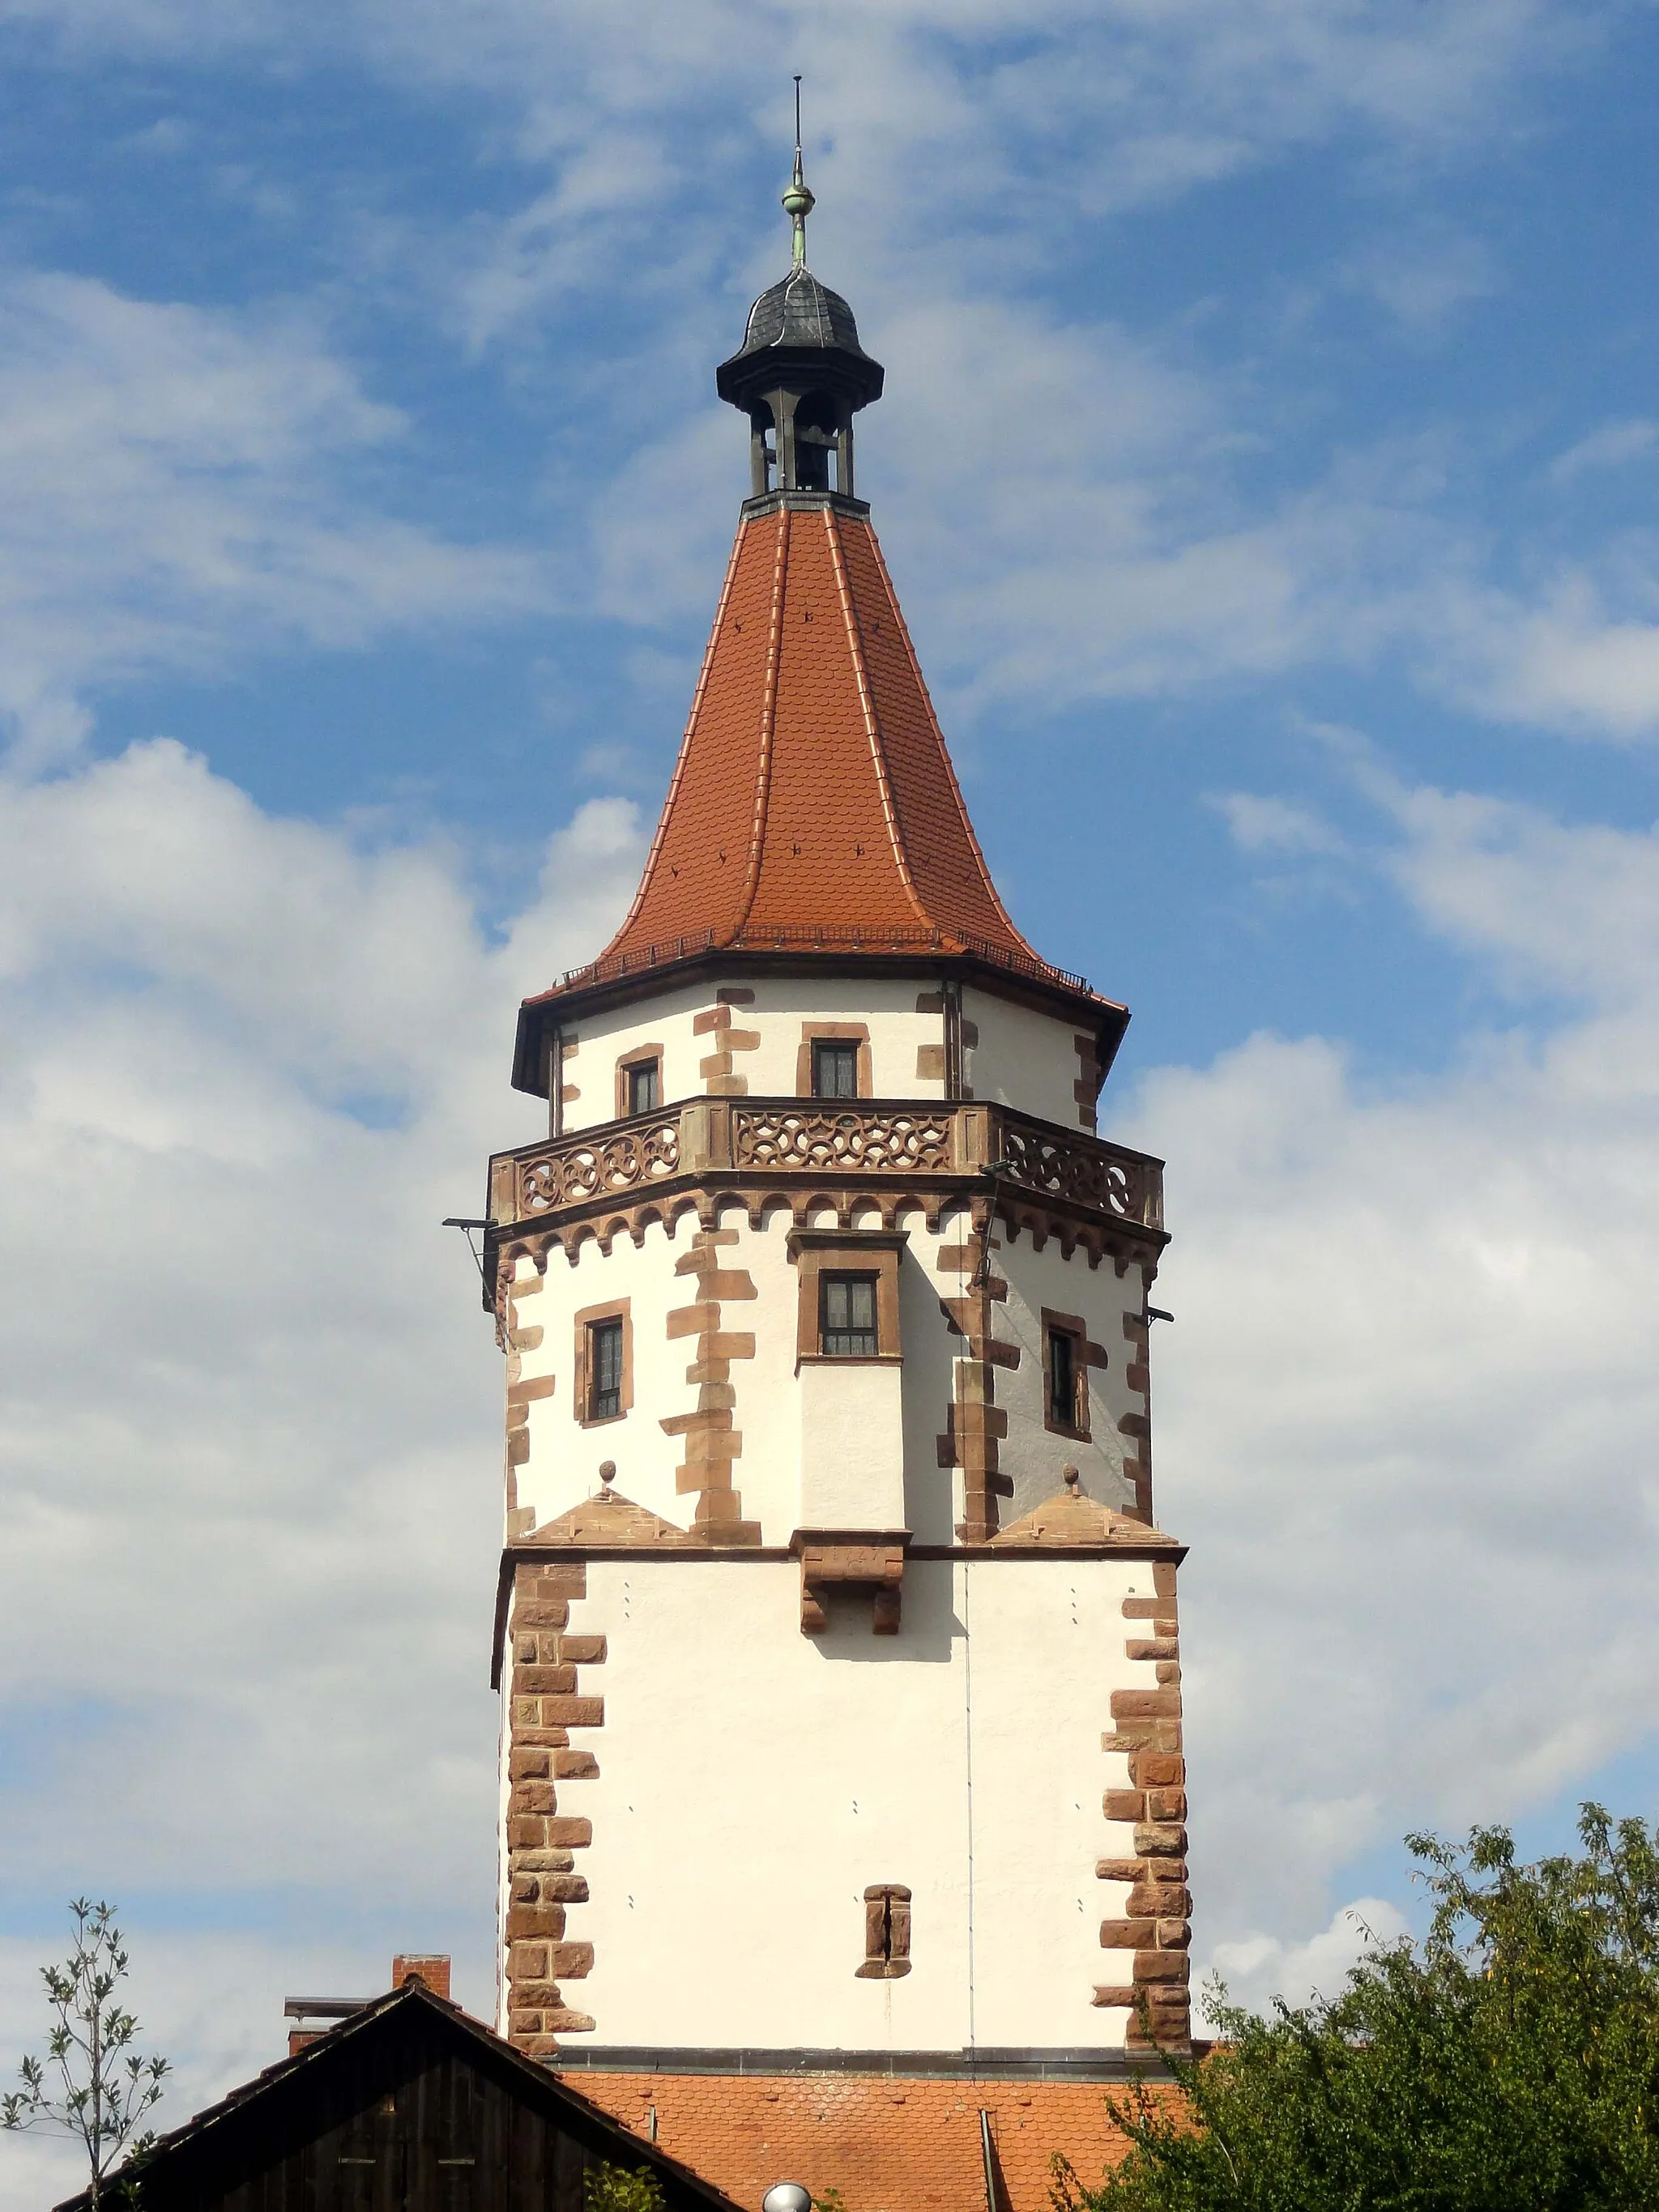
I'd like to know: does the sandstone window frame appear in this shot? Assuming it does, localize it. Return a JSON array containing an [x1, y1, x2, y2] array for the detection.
[[1042, 1306, 1103, 1442], [797, 1022, 872, 1100], [856, 1883, 912, 1979], [575, 1298, 633, 1429], [615, 1044, 666, 1120], [788, 1228, 906, 1370]]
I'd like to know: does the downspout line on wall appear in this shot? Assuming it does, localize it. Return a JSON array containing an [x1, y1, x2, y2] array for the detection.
[[963, 1550, 978, 2069]]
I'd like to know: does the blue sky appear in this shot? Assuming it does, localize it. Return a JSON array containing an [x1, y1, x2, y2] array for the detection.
[[6, 1, 1659, 2189], [11, 0, 1659, 1068]]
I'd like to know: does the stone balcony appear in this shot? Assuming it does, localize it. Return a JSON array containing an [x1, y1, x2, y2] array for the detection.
[[486, 1097, 1163, 1240]]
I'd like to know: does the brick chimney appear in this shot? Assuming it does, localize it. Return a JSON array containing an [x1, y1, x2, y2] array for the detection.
[[284, 1954, 452, 2056], [391, 1954, 451, 2000]]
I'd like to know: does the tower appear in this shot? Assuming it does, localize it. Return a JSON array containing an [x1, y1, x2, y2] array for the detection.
[[481, 145, 1189, 2197]]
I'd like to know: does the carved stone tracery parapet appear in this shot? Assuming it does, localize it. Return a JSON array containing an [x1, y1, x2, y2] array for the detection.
[[997, 1118, 1160, 1228], [514, 1113, 680, 1215], [731, 1103, 953, 1175], [491, 1097, 1162, 1236], [484, 1099, 1167, 1340]]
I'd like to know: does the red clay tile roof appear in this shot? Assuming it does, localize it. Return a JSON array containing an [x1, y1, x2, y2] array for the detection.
[[540, 499, 1080, 1003], [576, 2067, 1172, 2212]]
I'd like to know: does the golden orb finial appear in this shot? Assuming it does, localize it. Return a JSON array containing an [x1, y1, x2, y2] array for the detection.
[[782, 75, 814, 270]]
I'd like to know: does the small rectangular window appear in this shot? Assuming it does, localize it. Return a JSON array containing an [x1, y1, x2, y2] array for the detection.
[[627, 1058, 660, 1115], [1044, 1320, 1092, 1438], [812, 1039, 859, 1100], [821, 1274, 878, 1358], [590, 1319, 625, 1420], [1047, 1327, 1077, 1427], [858, 1884, 911, 1979]]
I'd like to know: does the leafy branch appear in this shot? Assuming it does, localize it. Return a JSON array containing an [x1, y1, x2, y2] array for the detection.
[[583, 2159, 666, 2212], [1053, 1808, 1659, 2212], [2, 1899, 169, 2211]]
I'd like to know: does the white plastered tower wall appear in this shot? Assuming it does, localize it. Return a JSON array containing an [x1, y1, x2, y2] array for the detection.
[[537, 975, 1103, 1143], [502, 1197, 1151, 1545], [546, 976, 953, 1138], [535, 1551, 1171, 2053], [486, 958, 1190, 2061], [962, 985, 1103, 1133]]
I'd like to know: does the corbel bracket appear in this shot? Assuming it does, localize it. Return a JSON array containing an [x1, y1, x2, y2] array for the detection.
[[790, 1529, 911, 1635]]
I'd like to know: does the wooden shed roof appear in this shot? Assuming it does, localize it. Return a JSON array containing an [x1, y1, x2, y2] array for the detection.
[[53, 1983, 743, 2212]]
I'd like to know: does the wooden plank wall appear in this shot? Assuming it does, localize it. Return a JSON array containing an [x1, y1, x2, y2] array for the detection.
[[145, 2027, 639, 2212]]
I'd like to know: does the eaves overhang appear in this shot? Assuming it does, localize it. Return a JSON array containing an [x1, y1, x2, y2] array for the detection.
[[510, 942, 1130, 1097]]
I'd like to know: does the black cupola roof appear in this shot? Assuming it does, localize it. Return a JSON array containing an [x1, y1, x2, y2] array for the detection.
[[714, 121, 885, 420], [729, 264, 872, 360], [715, 265, 885, 411]]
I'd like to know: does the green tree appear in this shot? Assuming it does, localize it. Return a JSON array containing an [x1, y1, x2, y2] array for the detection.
[[2, 1898, 170, 2210], [583, 2159, 667, 2212], [1054, 1807, 1659, 2212]]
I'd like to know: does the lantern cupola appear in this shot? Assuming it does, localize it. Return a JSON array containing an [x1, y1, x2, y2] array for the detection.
[[714, 131, 883, 497]]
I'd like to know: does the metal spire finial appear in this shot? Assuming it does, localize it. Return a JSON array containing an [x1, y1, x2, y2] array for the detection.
[[781, 75, 814, 271]]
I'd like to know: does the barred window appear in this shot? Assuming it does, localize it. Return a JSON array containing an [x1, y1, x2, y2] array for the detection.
[[1047, 1327, 1077, 1426], [590, 1319, 625, 1421], [1043, 1311, 1092, 1439], [821, 1274, 878, 1358], [812, 1039, 859, 1099], [627, 1058, 660, 1115]]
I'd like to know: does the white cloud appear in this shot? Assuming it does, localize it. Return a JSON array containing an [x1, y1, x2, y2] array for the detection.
[[588, 282, 1659, 760], [347, 0, 1597, 241], [1431, 573, 1659, 740], [531, 144, 1659, 760], [1207, 1896, 1412, 2018], [7, 724, 1659, 2167], [0, 744, 644, 2189], [1129, 769, 1659, 1958], [1550, 418, 1659, 485], [1211, 791, 1348, 857], [13, 0, 1571, 169], [7, 246, 1568, 768], [0, 1, 1581, 336], [0, 1926, 418, 2210], [0, 273, 545, 767], [565, 268, 1645, 757], [1340, 228, 1503, 333], [1374, 771, 1659, 1007], [0, 4, 1614, 765], [0, 0, 1653, 2125], [839, 296, 1473, 724], [307, 0, 1659, 766]]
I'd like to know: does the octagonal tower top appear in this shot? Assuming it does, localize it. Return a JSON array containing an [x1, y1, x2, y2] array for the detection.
[[511, 139, 1126, 1097]]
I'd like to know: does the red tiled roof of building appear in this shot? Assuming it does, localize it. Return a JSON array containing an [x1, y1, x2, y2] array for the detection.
[[576, 2068, 1175, 2212], [534, 498, 1081, 1007]]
